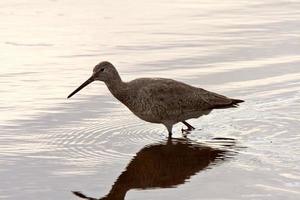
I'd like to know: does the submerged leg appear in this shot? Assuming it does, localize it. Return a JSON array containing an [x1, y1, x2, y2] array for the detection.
[[181, 121, 195, 131]]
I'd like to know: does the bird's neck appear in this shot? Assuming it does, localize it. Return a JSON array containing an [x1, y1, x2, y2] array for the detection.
[[105, 76, 129, 104]]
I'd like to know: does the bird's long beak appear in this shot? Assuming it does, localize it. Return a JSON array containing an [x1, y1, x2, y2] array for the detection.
[[67, 76, 94, 98]]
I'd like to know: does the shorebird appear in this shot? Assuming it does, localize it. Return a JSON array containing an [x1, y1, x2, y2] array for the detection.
[[68, 61, 244, 137]]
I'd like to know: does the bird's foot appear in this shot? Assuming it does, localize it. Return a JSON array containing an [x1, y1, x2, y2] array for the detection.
[[181, 121, 195, 132], [181, 126, 195, 133], [181, 125, 199, 138], [181, 127, 193, 138], [181, 128, 191, 133]]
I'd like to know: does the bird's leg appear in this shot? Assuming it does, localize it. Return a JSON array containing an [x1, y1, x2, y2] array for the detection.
[[181, 121, 195, 132], [164, 124, 173, 138], [168, 131, 172, 138]]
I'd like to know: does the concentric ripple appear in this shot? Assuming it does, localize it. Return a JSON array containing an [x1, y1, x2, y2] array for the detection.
[[37, 108, 165, 167], [1, 0, 300, 199]]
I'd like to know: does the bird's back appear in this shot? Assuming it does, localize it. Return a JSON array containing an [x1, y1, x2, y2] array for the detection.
[[124, 78, 241, 123]]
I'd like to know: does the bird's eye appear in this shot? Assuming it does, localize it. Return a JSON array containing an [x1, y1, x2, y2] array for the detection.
[[100, 68, 105, 72]]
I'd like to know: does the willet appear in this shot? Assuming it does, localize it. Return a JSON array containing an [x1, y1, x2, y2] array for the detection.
[[68, 61, 244, 137]]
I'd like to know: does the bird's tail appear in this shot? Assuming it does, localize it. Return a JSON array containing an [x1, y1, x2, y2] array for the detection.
[[231, 99, 245, 105], [213, 98, 244, 109]]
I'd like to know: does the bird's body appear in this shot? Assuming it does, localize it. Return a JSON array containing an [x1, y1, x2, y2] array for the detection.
[[68, 61, 244, 136]]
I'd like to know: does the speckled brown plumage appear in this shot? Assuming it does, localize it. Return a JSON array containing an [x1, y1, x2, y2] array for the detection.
[[68, 61, 244, 136]]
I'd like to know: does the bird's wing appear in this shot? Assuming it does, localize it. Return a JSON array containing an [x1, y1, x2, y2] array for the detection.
[[135, 79, 210, 113], [135, 78, 233, 111]]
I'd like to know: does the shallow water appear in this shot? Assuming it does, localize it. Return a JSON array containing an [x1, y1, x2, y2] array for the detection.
[[1, 0, 300, 199]]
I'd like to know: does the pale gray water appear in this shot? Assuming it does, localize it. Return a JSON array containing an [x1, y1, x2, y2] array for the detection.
[[1, 0, 300, 199]]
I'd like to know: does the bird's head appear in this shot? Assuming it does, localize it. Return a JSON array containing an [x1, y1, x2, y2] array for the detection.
[[67, 61, 119, 98], [92, 61, 118, 82]]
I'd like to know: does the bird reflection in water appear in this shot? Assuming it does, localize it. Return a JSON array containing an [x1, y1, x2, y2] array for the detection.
[[73, 138, 238, 200]]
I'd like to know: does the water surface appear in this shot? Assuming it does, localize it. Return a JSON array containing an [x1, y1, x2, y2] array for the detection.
[[1, 0, 300, 199]]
